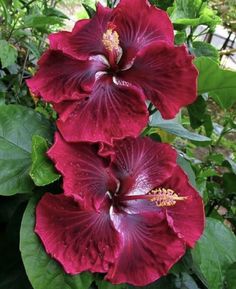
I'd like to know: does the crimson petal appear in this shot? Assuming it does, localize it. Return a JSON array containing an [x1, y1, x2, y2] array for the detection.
[[48, 133, 118, 209], [111, 137, 177, 198], [112, 0, 174, 65], [50, 3, 112, 60], [106, 211, 185, 285], [119, 42, 198, 119], [56, 77, 148, 144], [48, 20, 89, 57], [35, 193, 120, 274], [27, 50, 105, 103], [163, 166, 205, 247]]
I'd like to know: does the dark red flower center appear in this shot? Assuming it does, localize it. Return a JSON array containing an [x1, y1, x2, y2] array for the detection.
[[91, 25, 132, 83]]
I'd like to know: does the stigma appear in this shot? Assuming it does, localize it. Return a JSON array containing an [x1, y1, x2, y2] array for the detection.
[[102, 28, 120, 52], [147, 188, 187, 207], [121, 188, 188, 207]]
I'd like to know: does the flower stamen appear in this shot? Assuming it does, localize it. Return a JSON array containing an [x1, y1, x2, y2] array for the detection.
[[121, 188, 188, 207], [147, 188, 187, 207], [102, 28, 120, 52]]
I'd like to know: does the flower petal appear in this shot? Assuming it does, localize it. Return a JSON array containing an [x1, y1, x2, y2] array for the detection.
[[48, 20, 89, 56], [113, 0, 174, 65], [56, 77, 148, 144], [51, 3, 112, 60], [35, 193, 120, 274], [47, 133, 118, 209], [111, 137, 177, 198], [119, 42, 198, 119], [106, 210, 185, 285], [27, 50, 105, 103], [163, 166, 205, 247]]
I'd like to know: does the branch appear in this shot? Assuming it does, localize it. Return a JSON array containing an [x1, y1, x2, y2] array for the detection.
[[220, 48, 236, 56]]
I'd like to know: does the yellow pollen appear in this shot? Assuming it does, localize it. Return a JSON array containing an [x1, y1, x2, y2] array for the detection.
[[102, 29, 120, 52], [147, 188, 188, 207]]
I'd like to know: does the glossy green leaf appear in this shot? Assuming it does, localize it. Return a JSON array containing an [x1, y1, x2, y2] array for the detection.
[[177, 155, 196, 188], [195, 57, 236, 108], [150, 112, 210, 142], [95, 279, 126, 289], [187, 94, 213, 137], [192, 218, 236, 289], [223, 158, 236, 175], [191, 41, 219, 62], [0, 105, 53, 196], [175, 31, 187, 45], [23, 15, 63, 28], [82, 4, 96, 18], [20, 195, 93, 289], [225, 262, 236, 289], [30, 135, 60, 186], [171, 1, 220, 27], [0, 40, 17, 68], [171, 0, 202, 19]]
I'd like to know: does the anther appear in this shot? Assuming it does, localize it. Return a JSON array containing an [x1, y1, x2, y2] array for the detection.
[[147, 188, 187, 207], [102, 28, 120, 52]]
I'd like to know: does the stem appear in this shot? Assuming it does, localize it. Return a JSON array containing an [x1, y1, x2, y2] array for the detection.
[[220, 48, 236, 56], [149, 108, 157, 115], [19, 49, 29, 87], [7, 14, 21, 40], [148, 103, 157, 115]]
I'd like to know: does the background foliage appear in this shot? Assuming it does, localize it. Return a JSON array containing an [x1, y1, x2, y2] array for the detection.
[[0, 0, 236, 289]]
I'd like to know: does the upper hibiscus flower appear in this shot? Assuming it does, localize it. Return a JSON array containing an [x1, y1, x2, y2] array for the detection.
[[35, 135, 204, 286], [27, 0, 198, 144]]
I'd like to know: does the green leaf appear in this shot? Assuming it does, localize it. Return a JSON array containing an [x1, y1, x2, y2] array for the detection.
[[171, 1, 220, 27], [0, 105, 53, 196], [223, 158, 236, 175], [188, 94, 213, 136], [175, 31, 187, 45], [44, 7, 69, 19], [191, 41, 219, 62], [187, 96, 207, 129], [174, 273, 200, 289], [0, 0, 10, 24], [225, 262, 236, 289], [30, 135, 60, 186], [95, 279, 126, 289], [171, 0, 202, 20], [195, 57, 236, 109], [150, 111, 210, 142], [177, 155, 196, 188], [23, 15, 63, 28], [82, 4, 96, 18], [149, 0, 174, 10], [223, 173, 236, 194], [0, 40, 17, 68], [192, 218, 236, 289], [0, 204, 33, 289], [20, 195, 93, 289]]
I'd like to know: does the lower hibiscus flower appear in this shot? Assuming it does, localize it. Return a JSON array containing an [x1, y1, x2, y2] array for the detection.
[[35, 135, 204, 286]]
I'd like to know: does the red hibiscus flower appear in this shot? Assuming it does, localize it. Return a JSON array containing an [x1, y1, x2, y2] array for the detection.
[[27, 0, 198, 145], [35, 134, 204, 286]]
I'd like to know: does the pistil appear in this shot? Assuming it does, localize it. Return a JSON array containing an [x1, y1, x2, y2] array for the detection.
[[102, 24, 122, 67], [121, 188, 188, 207]]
